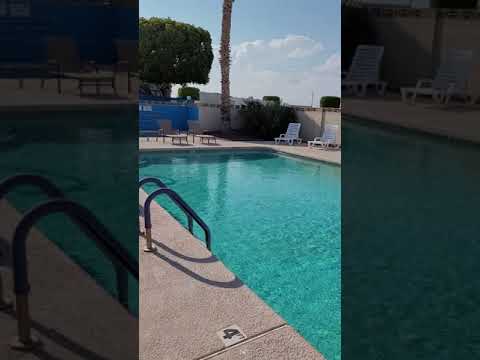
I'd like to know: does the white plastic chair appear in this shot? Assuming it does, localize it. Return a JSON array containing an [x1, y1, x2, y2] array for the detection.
[[274, 123, 302, 145], [342, 45, 387, 96], [308, 124, 340, 150], [401, 49, 474, 104]]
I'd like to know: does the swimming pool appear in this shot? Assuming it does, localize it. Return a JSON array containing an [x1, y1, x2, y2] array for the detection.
[[140, 150, 341, 359], [0, 108, 138, 313], [342, 117, 480, 359]]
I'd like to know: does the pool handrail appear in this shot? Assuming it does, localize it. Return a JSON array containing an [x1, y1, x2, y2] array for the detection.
[[0, 174, 65, 311], [139, 177, 194, 248], [139, 177, 168, 189], [138, 177, 171, 238], [0, 174, 65, 200], [11, 199, 139, 350], [143, 187, 212, 252]]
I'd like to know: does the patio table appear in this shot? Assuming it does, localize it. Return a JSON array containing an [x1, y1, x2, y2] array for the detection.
[[140, 131, 159, 141], [166, 134, 189, 145], [0, 62, 62, 93], [63, 71, 116, 96], [196, 135, 217, 144]]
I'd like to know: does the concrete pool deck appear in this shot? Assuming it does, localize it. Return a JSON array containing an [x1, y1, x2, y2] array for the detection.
[[139, 190, 325, 360], [343, 94, 480, 144], [0, 76, 137, 111], [139, 137, 341, 165]]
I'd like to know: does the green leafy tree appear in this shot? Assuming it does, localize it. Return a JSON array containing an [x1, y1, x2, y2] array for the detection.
[[139, 17, 214, 86]]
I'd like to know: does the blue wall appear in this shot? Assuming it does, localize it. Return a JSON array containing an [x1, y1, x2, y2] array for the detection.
[[140, 104, 199, 131], [0, 1, 137, 64]]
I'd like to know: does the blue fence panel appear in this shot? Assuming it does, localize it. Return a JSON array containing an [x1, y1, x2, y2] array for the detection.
[[140, 104, 199, 131], [0, 1, 137, 64]]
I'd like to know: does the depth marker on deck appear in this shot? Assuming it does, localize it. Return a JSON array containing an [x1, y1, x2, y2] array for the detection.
[[217, 325, 247, 347]]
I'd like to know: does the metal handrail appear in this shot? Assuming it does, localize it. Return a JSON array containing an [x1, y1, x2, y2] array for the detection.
[[139, 177, 193, 247], [138, 177, 170, 238], [139, 177, 168, 189], [0, 174, 66, 311], [143, 188, 211, 252], [10, 199, 138, 350], [0, 174, 65, 200]]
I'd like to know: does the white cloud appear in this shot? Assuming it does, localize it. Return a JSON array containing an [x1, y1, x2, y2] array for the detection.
[[268, 34, 324, 59], [287, 44, 324, 59], [231, 34, 324, 65], [233, 40, 265, 62], [189, 34, 340, 106], [313, 53, 341, 74]]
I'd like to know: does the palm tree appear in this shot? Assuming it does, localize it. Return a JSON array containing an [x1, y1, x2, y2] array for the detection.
[[220, 0, 234, 131]]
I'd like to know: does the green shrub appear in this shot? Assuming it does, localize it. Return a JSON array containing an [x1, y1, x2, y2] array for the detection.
[[239, 100, 297, 140], [320, 96, 341, 108], [262, 96, 281, 104], [178, 86, 200, 100]]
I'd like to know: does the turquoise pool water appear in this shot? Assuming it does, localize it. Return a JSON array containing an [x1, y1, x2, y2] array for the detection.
[[342, 117, 480, 359], [0, 109, 138, 313], [140, 150, 341, 359]]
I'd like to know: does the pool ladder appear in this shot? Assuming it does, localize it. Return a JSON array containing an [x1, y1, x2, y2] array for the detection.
[[0, 174, 138, 351], [139, 177, 212, 252]]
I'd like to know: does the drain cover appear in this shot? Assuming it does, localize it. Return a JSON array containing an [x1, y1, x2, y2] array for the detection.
[[217, 325, 247, 347]]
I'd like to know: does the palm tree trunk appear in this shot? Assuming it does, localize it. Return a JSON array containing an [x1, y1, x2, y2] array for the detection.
[[220, 0, 234, 131]]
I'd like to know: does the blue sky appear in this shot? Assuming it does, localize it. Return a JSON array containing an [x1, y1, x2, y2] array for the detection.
[[140, 0, 341, 106]]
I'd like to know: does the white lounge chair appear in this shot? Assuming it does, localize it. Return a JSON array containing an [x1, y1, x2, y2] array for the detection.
[[274, 123, 302, 145], [308, 124, 340, 150], [401, 49, 474, 105], [342, 45, 387, 96]]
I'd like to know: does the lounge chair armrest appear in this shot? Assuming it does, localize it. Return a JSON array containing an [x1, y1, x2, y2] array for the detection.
[[416, 79, 433, 88], [278, 134, 286, 138]]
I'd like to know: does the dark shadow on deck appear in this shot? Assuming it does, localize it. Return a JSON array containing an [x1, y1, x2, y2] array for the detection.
[[152, 239, 217, 264], [1, 307, 111, 360], [149, 244, 243, 289]]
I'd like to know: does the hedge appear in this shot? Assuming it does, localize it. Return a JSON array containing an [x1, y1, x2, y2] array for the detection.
[[320, 96, 341, 108], [239, 100, 297, 140], [178, 87, 200, 100], [263, 96, 281, 104]]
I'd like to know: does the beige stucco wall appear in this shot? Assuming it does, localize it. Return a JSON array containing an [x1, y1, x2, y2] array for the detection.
[[438, 17, 480, 98], [368, 8, 480, 95], [197, 105, 243, 131], [371, 11, 437, 87], [197, 105, 222, 131], [295, 110, 323, 140], [197, 104, 341, 141]]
